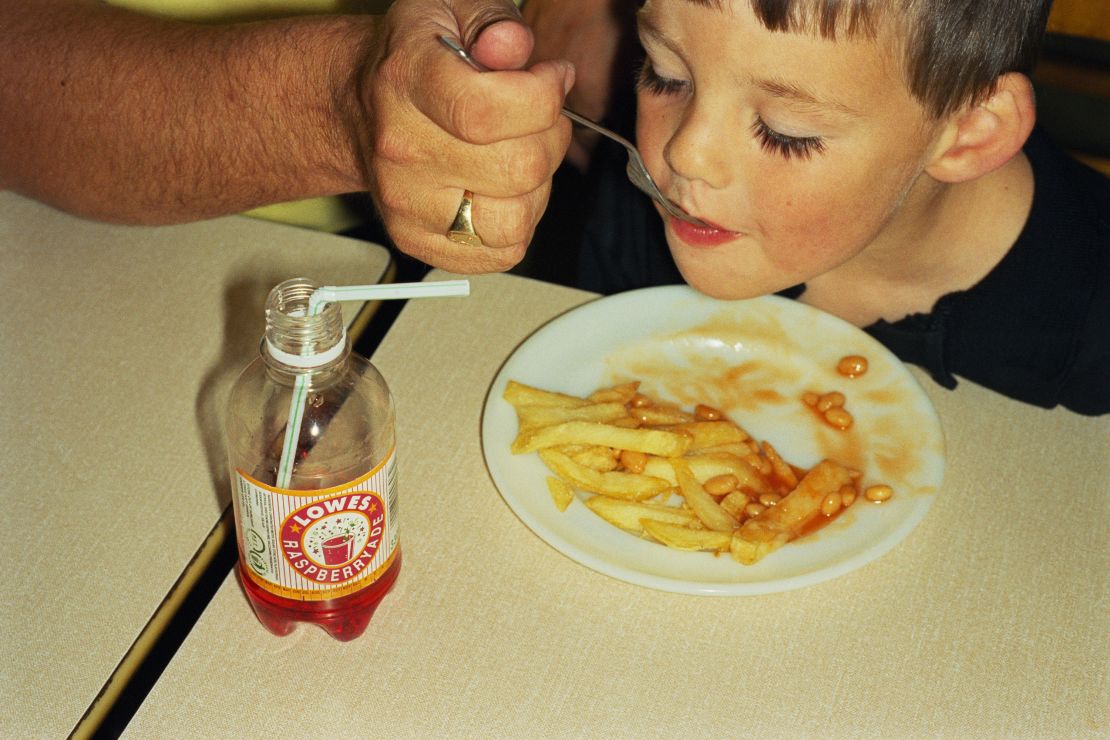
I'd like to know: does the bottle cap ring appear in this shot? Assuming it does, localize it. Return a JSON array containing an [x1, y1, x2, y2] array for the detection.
[[265, 330, 346, 369]]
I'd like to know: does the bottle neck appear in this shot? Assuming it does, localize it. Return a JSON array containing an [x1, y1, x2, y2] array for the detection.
[[261, 278, 348, 374]]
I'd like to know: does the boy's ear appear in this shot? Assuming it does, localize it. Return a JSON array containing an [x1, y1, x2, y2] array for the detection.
[[926, 72, 1036, 183]]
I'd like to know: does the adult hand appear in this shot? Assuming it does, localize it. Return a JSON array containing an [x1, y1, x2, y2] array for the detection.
[[357, 0, 575, 273]]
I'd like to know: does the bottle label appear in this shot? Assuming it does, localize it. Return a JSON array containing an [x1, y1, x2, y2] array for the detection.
[[232, 449, 399, 601]]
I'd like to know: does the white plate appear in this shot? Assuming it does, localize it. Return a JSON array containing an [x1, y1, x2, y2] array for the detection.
[[481, 286, 944, 595]]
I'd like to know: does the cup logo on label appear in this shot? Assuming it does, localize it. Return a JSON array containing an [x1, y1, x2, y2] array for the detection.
[[280, 492, 386, 584]]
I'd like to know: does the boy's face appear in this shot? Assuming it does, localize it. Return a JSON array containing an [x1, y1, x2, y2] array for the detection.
[[636, 0, 947, 300]]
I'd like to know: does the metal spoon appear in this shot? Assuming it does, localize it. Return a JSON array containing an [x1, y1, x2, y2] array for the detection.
[[438, 35, 711, 228]]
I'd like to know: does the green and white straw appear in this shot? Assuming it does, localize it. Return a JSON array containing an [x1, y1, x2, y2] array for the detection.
[[275, 279, 470, 487]]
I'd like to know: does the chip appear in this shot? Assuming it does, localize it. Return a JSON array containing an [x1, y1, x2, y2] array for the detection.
[[507, 379, 881, 567]]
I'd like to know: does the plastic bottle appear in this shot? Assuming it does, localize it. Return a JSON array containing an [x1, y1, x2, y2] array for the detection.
[[226, 278, 400, 640]]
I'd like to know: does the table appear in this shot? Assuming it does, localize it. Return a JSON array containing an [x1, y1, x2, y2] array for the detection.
[[0, 192, 391, 738], [126, 269, 1108, 737]]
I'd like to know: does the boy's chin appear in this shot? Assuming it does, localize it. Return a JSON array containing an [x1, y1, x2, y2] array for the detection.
[[676, 264, 785, 302], [669, 239, 798, 302], [688, 283, 752, 301]]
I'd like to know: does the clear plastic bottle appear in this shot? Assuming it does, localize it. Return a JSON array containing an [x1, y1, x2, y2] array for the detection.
[[226, 278, 400, 640]]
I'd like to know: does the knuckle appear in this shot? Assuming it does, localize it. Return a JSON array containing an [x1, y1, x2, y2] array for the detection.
[[375, 48, 409, 93], [367, 171, 411, 214], [372, 123, 418, 166], [446, 92, 493, 144], [479, 198, 537, 247], [502, 140, 552, 191]]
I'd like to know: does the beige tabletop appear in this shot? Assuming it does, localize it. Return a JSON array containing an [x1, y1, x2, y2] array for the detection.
[[126, 269, 1108, 738], [0, 192, 390, 738]]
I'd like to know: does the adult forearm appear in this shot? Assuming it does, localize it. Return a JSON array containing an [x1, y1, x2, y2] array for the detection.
[[2, 0, 576, 276], [0, 0, 373, 223]]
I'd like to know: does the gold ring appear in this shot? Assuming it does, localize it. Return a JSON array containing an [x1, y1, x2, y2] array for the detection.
[[446, 190, 483, 247]]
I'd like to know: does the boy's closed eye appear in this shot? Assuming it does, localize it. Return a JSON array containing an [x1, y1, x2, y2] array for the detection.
[[636, 57, 688, 95], [751, 118, 826, 160], [637, 58, 827, 161]]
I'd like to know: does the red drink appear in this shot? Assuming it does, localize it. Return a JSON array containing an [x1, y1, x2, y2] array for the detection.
[[230, 462, 402, 641], [239, 553, 400, 641]]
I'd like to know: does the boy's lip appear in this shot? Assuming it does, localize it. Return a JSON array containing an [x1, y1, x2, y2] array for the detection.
[[667, 213, 741, 248]]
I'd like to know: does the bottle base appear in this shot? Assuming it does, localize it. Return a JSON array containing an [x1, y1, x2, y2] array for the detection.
[[237, 552, 401, 641]]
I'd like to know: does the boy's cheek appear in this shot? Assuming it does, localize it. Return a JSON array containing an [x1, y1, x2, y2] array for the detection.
[[634, 100, 674, 168]]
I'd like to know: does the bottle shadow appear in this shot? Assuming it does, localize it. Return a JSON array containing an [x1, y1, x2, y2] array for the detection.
[[99, 278, 274, 735], [195, 277, 274, 511]]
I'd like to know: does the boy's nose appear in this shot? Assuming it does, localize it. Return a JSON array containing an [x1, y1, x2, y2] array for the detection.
[[663, 103, 732, 191]]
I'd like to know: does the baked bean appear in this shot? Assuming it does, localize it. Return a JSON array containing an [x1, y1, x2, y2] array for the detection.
[[619, 449, 647, 474], [821, 492, 842, 517], [695, 403, 722, 421], [704, 473, 739, 495], [824, 407, 854, 430], [744, 502, 766, 518], [839, 484, 857, 507], [837, 355, 869, 378], [758, 492, 782, 508], [802, 391, 820, 407], [816, 391, 845, 412], [864, 484, 893, 503]]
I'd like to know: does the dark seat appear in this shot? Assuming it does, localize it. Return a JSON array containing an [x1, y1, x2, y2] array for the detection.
[[1034, 0, 1110, 177]]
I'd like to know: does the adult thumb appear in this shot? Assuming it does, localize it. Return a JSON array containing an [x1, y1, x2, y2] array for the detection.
[[457, 1, 534, 71]]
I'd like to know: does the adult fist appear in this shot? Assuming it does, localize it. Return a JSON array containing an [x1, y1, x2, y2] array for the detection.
[[357, 0, 574, 273]]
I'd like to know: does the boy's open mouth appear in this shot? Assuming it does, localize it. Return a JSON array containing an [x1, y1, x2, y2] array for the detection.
[[666, 213, 740, 248]]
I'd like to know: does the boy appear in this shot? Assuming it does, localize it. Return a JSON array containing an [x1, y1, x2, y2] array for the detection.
[[575, 0, 1109, 414]]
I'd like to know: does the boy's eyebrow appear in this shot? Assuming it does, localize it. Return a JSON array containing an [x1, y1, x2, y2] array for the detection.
[[753, 77, 862, 118], [638, 12, 863, 119]]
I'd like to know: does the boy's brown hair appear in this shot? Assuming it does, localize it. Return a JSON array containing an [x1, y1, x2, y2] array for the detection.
[[746, 0, 1051, 118]]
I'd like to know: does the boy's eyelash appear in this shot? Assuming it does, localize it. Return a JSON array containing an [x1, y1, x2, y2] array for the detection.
[[637, 61, 825, 161], [636, 60, 687, 95], [752, 118, 826, 160]]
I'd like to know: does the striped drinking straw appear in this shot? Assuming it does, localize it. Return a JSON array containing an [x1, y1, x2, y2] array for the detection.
[[275, 279, 470, 488]]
